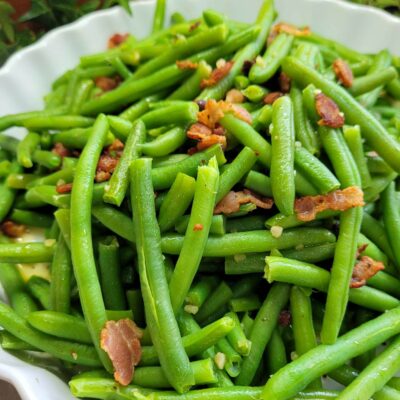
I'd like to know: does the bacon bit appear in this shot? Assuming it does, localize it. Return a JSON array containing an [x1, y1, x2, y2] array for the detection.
[[187, 147, 198, 155], [1, 221, 26, 238], [56, 182, 73, 194], [52, 143, 71, 158], [100, 319, 143, 386], [351, 256, 385, 288], [105, 139, 125, 158], [200, 61, 234, 88], [263, 92, 284, 105], [196, 100, 206, 111], [315, 92, 345, 128], [176, 60, 199, 70], [108, 33, 129, 49], [279, 72, 291, 93], [95, 76, 122, 92], [187, 122, 227, 151], [356, 243, 369, 259], [214, 189, 274, 215], [197, 99, 252, 129], [242, 59, 255, 75], [95, 155, 119, 183], [193, 224, 204, 231], [226, 89, 245, 104], [295, 186, 365, 222], [333, 59, 354, 88], [189, 21, 201, 32], [268, 23, 311, 45], [279, 310, 291, 327]]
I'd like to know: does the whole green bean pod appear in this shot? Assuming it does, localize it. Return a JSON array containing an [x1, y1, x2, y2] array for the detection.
[[103, 119, 146, 206], [282, 56, 400, 174], [17, 132, 40, 168], [0, 241, 55, 263], [69, 114, 113, 372], [261, 306, 400, 400], [130, 158, 194, 393]]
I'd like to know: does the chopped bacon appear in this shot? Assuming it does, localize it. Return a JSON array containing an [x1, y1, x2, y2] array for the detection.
[[189, 21, 201, 32], [52, 143, 71, 158], [315, 92, 345, 128], [100, 319, 142, 386], [295, 186, 365, 222], [193, 224, 203, 231], [263, 92, 284, 105], [333, 59, 353, 88], [1, 221, 26, 238], [108, 33, 129, 49], [351, 256, 384, 288], [95, 76, 122, 92], [95, 155, 119, 183], [197, 99, 252, 129], [226, 89, 245, 104], [105, 139, 125, 158], [56, 182, 73, 194], [278, 310, 291, 327], [268, 23, 311, 45], [214, 189, 274, 215], [187, 122, 227, 151], [176, 60, 199, 70], [279, 72, 291, 93], [187, 147, 198, 155], [356, 243, 369, 259], [200, 61, 234, 88]]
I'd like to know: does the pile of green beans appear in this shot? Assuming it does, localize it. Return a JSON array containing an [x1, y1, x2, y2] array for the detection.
[[1, 0, 400, 399]]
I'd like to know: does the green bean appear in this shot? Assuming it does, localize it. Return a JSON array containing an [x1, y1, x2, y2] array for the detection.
[[364, 171, 398, 203], [251, 104, 273, 131], [152, 144, 226, 190], [70, 114, 112, 371], [168, 61, 212, 100], [27, 310, 92, 344], [290, 286, 321, 390], [265, 328, 287, 375], [98, 236, 126, 311], [152, 0, 166, 32], [50, 233, 72, 314], [243, 170, 272, 197], [140, 127, 186, 157], [6, 173, 37, 189], [70, 79, 95, 114], [235, 75, 250, 90], [21, 115, 94, 130], [343, 125, 371, 189], [224, 311, 251, 357], [250, 33, 294, 83], [350, 66, 398, 97], [198, 0, 275, 100], [367, 155, 394, 175], [281, 243, 336, 263], [176, 215, 225, 236], [216, 146, 258, 203], [103, 119, 146, 206], [9, 209, 52, 228], [236, 283, 290, 385], [10, 291, 38, 318], [265, 256, 400, 312], [16, 132, 40, 168], [53, 128, 114, 149], [216, 337, 242, 377], [109, 57, 132, 80], [225, 215, 266, 233], [387, 77, 400, 100], [241, 85, 268, 103], [0, 241, 54, 263], [26, 276, 51, 309], [225, 253, 265, 275], [381, 182, 400, 272], [0, 160, 11, 177], [282, 56, 400, 174], [0, 263, 24, 299], [0, 331, 36, 351], [161, 227, 335, 256], [130, 157, 194, 392], [158, 172, 196, 233], [0, 301, 100, 366], [133, 25, 228, 80], [118, 96, 157, 121], [229, 296, 261, 313], [31, 150, 61, 169]]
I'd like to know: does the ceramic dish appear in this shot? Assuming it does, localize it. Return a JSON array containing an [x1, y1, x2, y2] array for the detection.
[[0, 0, 400, 398]]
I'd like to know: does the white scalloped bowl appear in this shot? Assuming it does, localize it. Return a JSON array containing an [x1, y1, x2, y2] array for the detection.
[[0, 0, 400, 399]]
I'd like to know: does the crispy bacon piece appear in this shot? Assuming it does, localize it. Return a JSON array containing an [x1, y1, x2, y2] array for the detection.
[[1, 221, 26, 238], [200, 61, 234, 88], [315, 92, 345, 128], [100, 319, 143, 386], [333, 59, 353, 88], [263, 92, 284, 105], [197, 99, 252, 129], [279, 310, 291, 327], [356, 243, 369, 259], [214, 189, 274, 215], [351, 256, 385, 288], [105, 139, 125, 158], [56, 182, 73, 194], [95, 76, 121, 92], [268, 23, 311, 45], [108, 33, 129, 49], [187, 122, 227, 151], [189, 21, 201, 32], [295, 186, 364, 222], [226, 89, 245, 104], [193, 224, 203, 231], [279, 72, 291, 93], [176, 60, 199, 70], [52, 143, 71, 158], [95, 155, 119, 183]]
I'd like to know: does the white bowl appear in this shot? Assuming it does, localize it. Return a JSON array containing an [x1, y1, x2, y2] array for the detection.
[[0, 0, 399, 398]]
